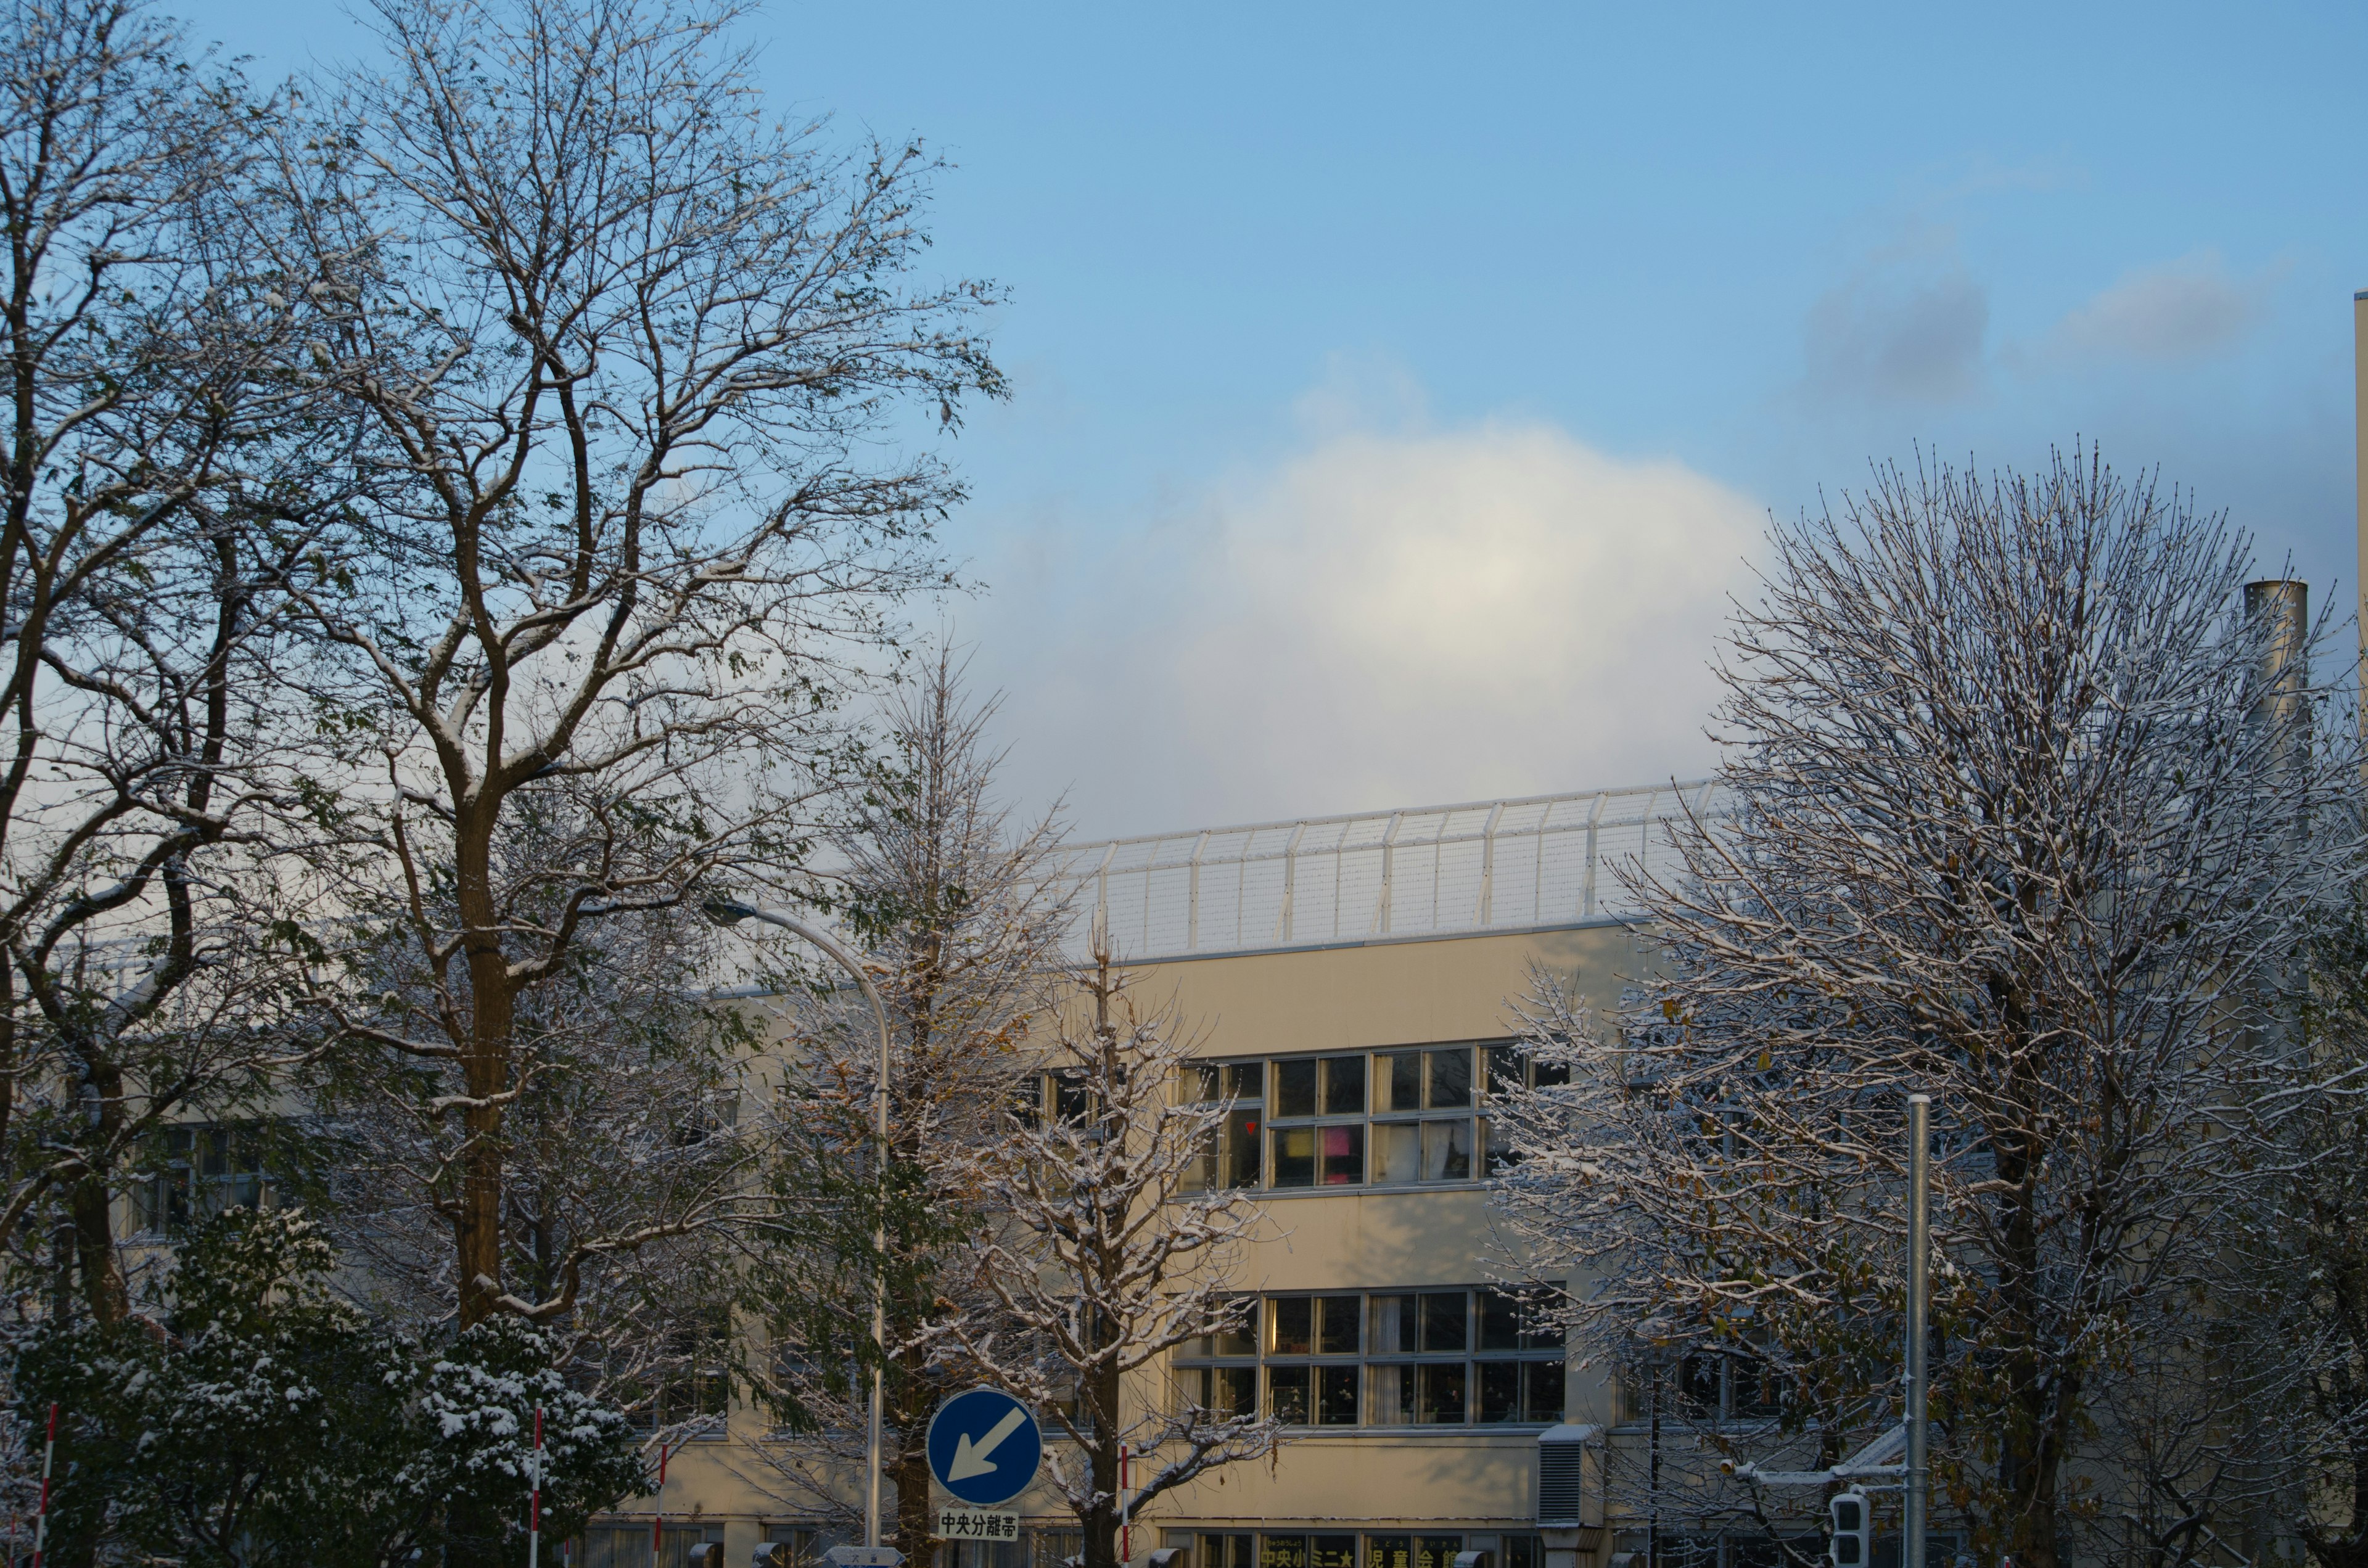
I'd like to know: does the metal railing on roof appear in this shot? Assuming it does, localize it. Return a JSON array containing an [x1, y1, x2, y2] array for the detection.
[[1049, 779, 1722, 963]]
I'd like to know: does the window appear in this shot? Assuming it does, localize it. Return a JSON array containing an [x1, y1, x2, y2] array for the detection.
[[1198, 1537, 1256, 1568], [1367, 1538, 1468, 1568], [1270, 1055, 1367, 1188], [1624, 1348, 1786, 1424], [1183, 1062, 1266, 1190], [1260, 1537, 1356, 1568], [583, 1525, 723, 1568], [1175, 1287, 1564, 1429], [1182, 1041, 1556, 1192], [631, 1313, 733, 1434], [132, 1124, 270, 1235]]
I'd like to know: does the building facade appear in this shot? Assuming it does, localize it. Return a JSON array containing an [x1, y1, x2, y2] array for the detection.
[[598, 782, 1713, 1568]]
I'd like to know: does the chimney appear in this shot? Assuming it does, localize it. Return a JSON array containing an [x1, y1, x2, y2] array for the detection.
[[2246, 578, 2308, 758]]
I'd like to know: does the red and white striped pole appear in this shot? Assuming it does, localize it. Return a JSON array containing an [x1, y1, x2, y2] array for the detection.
[[528, 1406, 543, 1568], [1118, 1443, 1130, 1566], [30, 1404, 56, 1568]]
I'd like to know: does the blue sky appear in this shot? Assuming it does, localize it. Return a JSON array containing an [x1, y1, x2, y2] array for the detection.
[[192, 1, 2368, 835]]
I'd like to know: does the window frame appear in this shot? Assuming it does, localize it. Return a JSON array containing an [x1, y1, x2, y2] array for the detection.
[[1182, 1040, 1557, 1194], [1175, 1285, 1566, 1430]]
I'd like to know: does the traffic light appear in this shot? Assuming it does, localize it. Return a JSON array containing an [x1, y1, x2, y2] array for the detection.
[[1828, 1490, 1871, 1568]]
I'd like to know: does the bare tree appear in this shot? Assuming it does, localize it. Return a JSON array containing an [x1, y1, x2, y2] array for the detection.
[[946, 949, 1281, 1568], [1490, 452, 2361, 1568], [313, 815, 759, 1426], [271, 0, 1003, 1328], [739, 649, 1072, 1559], [0, 0, 356, 1321], [2207, 889, 2368, 1568]]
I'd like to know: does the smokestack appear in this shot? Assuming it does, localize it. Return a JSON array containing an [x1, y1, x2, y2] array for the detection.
[[2247, 578, 2308, 753]]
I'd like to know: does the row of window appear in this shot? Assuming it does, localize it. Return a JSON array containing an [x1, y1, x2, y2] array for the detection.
[[1619, 1350, 1788, 1423], [1642, 1533, 1970, 1568], [130, 1124, 271, 1235], [1178, 1289, 1566, 1427], [1190, 1533, 1548, 1568], [1178, 1043, 1565, 1192]]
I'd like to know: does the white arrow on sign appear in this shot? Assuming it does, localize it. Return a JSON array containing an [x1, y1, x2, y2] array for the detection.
[[947, 1408, 1029, 1482]]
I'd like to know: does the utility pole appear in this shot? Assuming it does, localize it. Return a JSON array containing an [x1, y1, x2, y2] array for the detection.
[[1904, 1096, 1930, 1568]]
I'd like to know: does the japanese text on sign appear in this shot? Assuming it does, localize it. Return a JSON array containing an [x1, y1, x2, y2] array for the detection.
[[937, 1510, 1019, 1542]]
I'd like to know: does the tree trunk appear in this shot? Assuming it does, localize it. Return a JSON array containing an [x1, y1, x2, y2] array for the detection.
[[455, 816, 512, 1328]]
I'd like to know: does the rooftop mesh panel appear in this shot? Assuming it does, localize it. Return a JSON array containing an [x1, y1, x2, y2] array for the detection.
[[1049, 779, 1722, 961]]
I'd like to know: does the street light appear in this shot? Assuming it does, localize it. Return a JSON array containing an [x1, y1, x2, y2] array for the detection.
[[704, 898, 894, 1553]]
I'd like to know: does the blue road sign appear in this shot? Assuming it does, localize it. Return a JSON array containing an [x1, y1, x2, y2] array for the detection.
[[926, 1388, 1042, 1508]]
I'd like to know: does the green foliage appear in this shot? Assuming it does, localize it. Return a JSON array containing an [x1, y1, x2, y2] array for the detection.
[[10, 1208, 644, 1568]]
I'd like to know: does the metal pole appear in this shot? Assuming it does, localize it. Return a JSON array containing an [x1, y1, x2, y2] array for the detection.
[[705, 901, 894, 1551], [1906, 1096, 1930, 1568], [530, 1405, 543, 1568]]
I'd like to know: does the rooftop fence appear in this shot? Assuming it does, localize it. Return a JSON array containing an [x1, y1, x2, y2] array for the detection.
[[1050, 779, 1722, 963]]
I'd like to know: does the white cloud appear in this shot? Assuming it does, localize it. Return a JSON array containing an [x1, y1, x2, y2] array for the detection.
[[968, 393, 1761, 839], [2037, 251, 2273, 363]]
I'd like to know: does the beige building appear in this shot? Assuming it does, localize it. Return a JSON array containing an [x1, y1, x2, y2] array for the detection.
[[590, 782, 1714, 1568]]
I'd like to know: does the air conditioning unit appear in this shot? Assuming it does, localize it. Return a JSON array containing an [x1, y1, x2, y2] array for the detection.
[[1536, 1423, 1603, 1528]]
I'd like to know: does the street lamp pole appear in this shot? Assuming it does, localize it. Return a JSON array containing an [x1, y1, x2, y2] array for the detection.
[[1905, 1094, 1931, 1568], [706, 900, 894, 1551]]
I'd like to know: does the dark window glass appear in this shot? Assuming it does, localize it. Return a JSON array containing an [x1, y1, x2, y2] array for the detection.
[[1526, 1361, 1565, 1423], [1268, 1366, 1310, 1424], [1487, 1045, 1524, 1098], [1317, 1296, 1360, 1355], [1188, 1063, 1222, 1101], [1504, 1539, 1544, 1568], [1420, 1292, 1468, 1353], [1275, 1060, 1318, 1118], [1272, 1297, 1313, 1355], [1370, 1295, 1415, 1354], [1416, 1363, 1466, 1422], [1532, 1057, 1571, 1089], [1322, 1056, 1365, 1115], [1379, 1053, 1421, 1112], [1053, 1071, 1091, 1124], [1479, 1290, 1522, 1352], [1310, 1540, 1355, 1568], [1212, 1300, 1257, 1357], [1320, 1124, 1364, 1185], [1203, 1538, 1257, 1568], [1484, 1119, 1516, 1174], [1417, 1538, 1462, 1568], [1426, 1048, 1471, 1109], [1263, 1537, 1309, 1568], [1732, 1357, 1782, 1417], [1272, 1128, 1315, 1188], [1011, 1078, 1045, 1127], [1223, 1109, 1262, 1188], [1367, 1540, 1412, 1568], [1479, 1360, 1523, 1422], [1225, 1062, 1265, 1099], [1317, 1366, 1359, 1426], [1201, 1365, 1256, 1415], [1679, 1353, 1722, 1413], [1420, 1120, 1470, 1181]]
